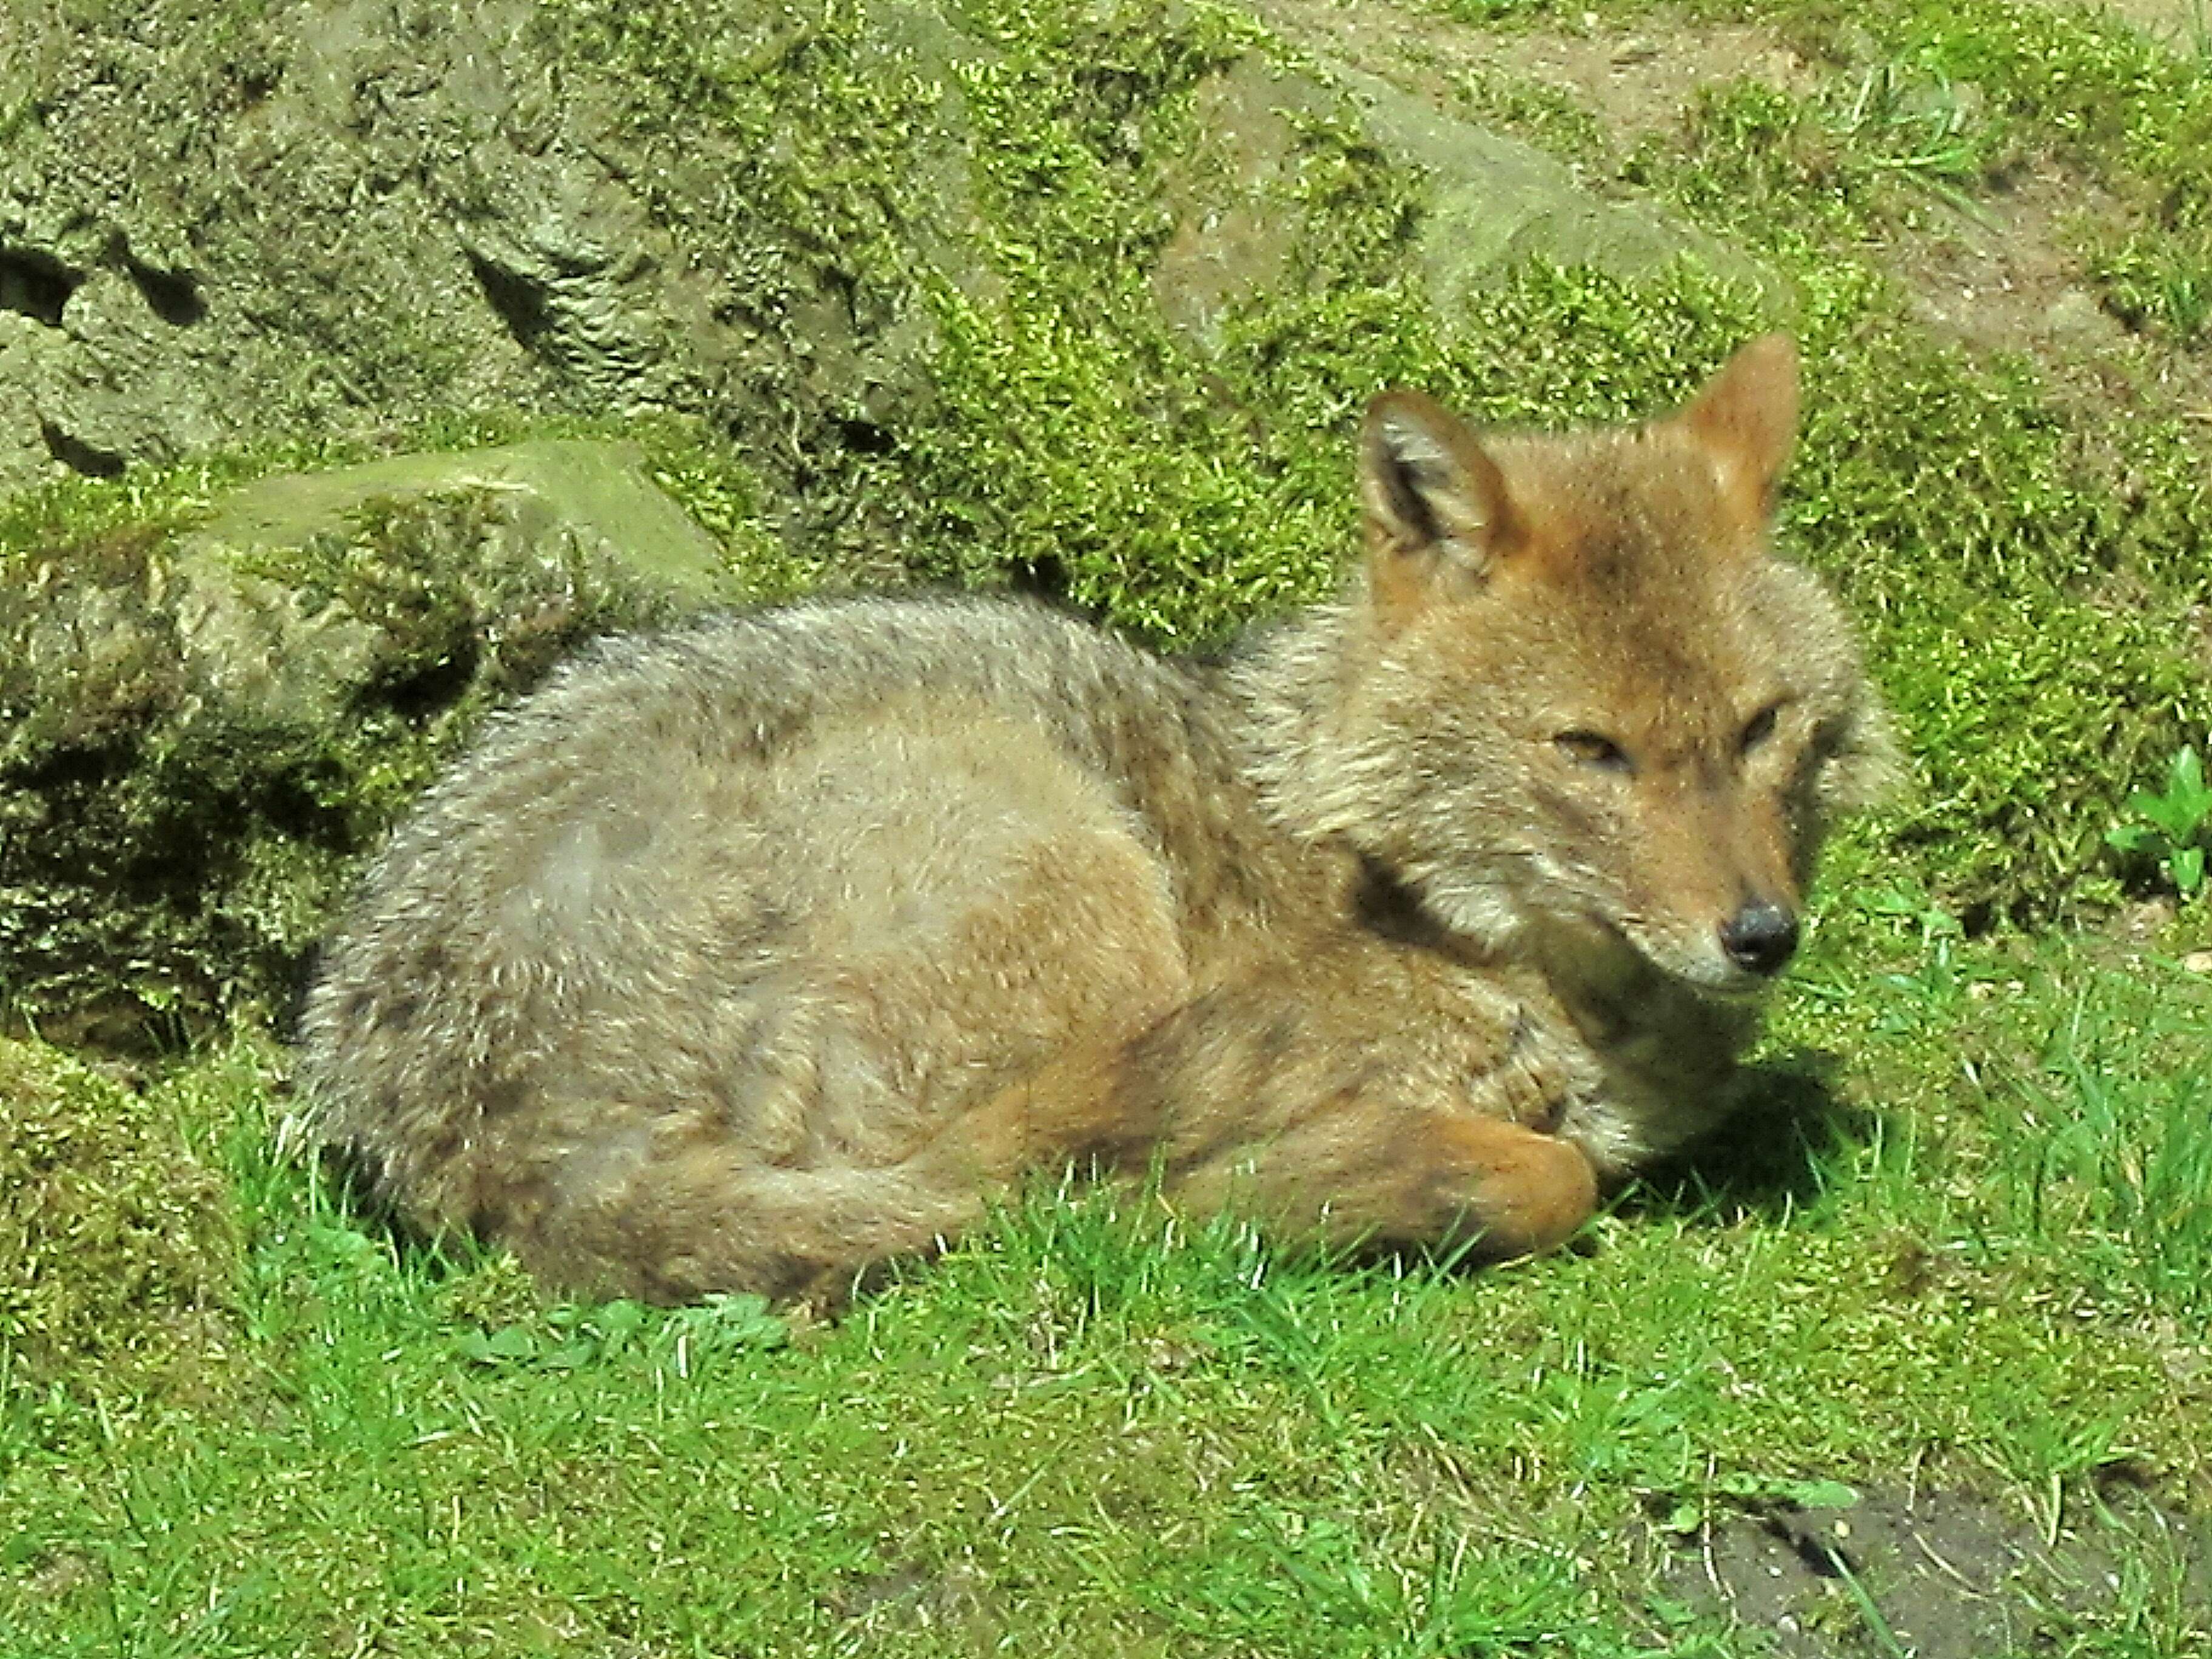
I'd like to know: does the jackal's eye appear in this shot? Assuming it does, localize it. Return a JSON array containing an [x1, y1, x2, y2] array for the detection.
[[1738, 702, 1783, 757], [1555, 730, 1632, 774]]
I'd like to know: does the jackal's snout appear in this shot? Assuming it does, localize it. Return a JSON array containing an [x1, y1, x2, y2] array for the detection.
[[1718, 899, 1798, 977]]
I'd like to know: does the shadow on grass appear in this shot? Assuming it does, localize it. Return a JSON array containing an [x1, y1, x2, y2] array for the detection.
[[1621, 1048, 1882, 1228]]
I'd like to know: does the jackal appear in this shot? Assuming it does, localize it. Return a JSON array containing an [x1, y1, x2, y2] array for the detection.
[[299, 337, 1896, 1302]]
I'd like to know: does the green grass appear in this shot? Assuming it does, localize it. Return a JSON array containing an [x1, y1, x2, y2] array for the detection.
[[2091, 227, 2212, 346], [4, 913, 2207, 1654]]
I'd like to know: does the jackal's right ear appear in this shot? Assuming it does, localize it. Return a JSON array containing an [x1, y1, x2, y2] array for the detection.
[[1679, 333, 1800, 528], [1361, 390, 1521, 622]]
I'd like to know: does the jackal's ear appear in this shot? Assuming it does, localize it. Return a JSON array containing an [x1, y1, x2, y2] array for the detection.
[[1361, 390, 1520, 620], [1678, 334, 1799, 526]]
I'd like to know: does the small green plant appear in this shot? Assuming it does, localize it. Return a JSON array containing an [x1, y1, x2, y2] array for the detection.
[[1829, 61, 1988, 199], [2106, 743, 2212, 898], [2089, 228, 2212, 346], [453, 1292, 788, 1373], [1651, 1471, 1860, 1537]]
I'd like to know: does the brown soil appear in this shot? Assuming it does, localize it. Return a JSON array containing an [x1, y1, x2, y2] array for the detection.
[[1260, 0, 2212, 428], [1882, 167, 2207, 410], [2070, 0, 2208, 51], [1654, 1478, 2212, 1655], [1487, 21, 1821, 147]]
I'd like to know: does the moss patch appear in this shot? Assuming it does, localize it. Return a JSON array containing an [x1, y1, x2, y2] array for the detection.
[[0, 1038, 239, 1388]]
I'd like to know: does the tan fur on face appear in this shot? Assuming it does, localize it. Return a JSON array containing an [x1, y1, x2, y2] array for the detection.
[[300, 339, 1897, 1302], [1250, 338, 1895, 994]]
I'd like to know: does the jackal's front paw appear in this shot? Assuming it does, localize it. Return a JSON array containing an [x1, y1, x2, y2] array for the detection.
[[1474, 1011, 1589, 1135], [1423, 1114, 1598, 1258]]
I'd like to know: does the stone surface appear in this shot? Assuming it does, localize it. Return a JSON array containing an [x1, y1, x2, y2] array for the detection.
[[1335, 62, 1768, 317], [0, 438, 739, 1036], [0, 0, 1755, 497], [191, 438, 736, 605]]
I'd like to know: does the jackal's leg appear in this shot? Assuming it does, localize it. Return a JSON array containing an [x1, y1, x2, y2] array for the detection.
[[1109, 958, 1601, 1258], [1168, 1107, 1598, 1259]]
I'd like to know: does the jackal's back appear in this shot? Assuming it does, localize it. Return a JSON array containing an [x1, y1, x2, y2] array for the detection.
[[298, 597, 1250, 1289]]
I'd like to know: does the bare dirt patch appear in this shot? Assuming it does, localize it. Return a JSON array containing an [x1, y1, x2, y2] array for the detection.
[[1487, 22, 1819, 149], [1258, 0, 1817, 170], [1885, 163, 2212, 424], [1259, 0, 2212, 428], [1898, 199, 2196, 434], [2052, 0, 2208, 54], [1657, 1480, 2211, 1655]]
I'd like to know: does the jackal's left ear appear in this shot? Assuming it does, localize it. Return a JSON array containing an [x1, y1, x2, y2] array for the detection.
[[1679, 334, 1799, 526], [1361, 390, 1521, 622]]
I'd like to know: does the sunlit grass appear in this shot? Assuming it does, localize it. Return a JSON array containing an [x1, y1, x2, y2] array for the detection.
[[5, 0, 2211, 1651], [4, 914, 2207, 1654]]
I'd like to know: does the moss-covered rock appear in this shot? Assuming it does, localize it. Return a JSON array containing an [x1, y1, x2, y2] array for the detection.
[[0, 440, 746, 1037]]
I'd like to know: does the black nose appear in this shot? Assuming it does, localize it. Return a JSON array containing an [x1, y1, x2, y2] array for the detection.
[[1720, 901, 1799, 976]]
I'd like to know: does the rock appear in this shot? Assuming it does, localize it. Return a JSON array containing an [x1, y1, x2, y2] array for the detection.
[[0, 0, 557, 491], [24, 267, 229, 474], [1151, 40, 1772, 348], [0, 0, 1758, 497], [0, 438, 738, 1036], [1151, 56, 1341, 346], [1332, 62, 1771, 317], [190, 438, 737, 606], [0, 0, 988, 499]]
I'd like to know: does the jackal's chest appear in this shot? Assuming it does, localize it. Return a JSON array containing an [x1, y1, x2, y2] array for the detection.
[[1549, 980, 1760, 1174]]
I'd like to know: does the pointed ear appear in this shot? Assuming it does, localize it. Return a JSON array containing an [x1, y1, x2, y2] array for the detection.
[[1360, 390, 1520, 622], [1678, 333, 1799, 525]]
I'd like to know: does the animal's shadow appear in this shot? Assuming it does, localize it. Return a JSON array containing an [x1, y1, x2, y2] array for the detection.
[[1616, 1047, 1879, 1228]]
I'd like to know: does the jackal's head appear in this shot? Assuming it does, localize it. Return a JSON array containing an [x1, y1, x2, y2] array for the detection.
[[1264, 337, 1898, 997]]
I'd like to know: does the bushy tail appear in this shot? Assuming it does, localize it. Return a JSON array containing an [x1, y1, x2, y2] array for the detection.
[[506, 1047, 1150, 1305]]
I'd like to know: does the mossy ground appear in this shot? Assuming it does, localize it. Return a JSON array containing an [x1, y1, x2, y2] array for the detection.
[[2, 0, 2210, 1652]]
